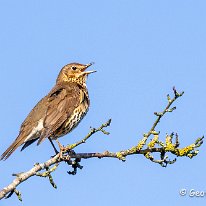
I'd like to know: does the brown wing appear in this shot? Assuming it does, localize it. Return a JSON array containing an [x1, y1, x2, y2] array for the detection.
[[0, 82, 80, 160], [37, 82, 80, 144]]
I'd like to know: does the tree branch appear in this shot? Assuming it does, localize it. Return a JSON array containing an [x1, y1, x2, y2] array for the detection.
[[0, 87, 204, 201]]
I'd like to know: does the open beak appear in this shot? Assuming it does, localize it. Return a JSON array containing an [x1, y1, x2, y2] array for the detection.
[[81, 62, 96, 75]]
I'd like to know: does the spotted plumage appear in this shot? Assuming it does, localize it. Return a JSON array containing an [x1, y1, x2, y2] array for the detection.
[[1, 62, 95, 160]]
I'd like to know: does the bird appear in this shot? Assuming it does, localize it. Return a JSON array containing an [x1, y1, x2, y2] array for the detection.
[[0, 62, 96, 160]]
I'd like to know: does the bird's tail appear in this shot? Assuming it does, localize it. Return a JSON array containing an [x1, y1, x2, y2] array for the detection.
[[0, 137, 23, 160]]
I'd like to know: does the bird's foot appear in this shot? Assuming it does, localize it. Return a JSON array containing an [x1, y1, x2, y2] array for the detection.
[[55, 139, 70, 161]]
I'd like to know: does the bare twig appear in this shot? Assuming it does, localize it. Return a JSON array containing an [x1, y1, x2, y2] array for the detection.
[[66, 118, 111, 150]]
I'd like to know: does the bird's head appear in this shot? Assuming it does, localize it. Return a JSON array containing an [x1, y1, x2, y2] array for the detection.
[[56, 62, 96, 86]]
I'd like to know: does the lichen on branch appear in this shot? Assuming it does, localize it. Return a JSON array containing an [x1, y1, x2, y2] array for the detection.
[[0, 87, 204, 201]]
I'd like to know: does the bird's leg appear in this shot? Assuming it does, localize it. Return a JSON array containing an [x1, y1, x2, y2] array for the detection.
[[48, 137, 59, 155]]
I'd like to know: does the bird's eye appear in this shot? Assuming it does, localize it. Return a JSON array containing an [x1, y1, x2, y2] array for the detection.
[[71, 66, 77, 71]]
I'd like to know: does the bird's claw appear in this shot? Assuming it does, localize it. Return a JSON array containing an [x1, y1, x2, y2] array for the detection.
[[55, 139, 71, 161]]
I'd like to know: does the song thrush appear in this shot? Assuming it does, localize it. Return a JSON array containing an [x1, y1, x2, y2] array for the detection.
[[1, 62, 96, 160]]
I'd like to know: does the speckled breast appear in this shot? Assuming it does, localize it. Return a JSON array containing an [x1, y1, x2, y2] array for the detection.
[[54, 101, 89, 139]]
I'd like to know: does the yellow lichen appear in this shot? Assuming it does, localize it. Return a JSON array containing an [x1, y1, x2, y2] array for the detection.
[[175, 144, 195, 156], [116, 152, 126, 161], [148, 134, 159, 148], [67, 144, 76, 150], [129, 146, 138, 153], [136, 137, 147, 150], [144, 152, 153, 160]]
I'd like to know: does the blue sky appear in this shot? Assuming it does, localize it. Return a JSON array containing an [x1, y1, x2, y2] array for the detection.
[[0, 1, 206, 205]]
